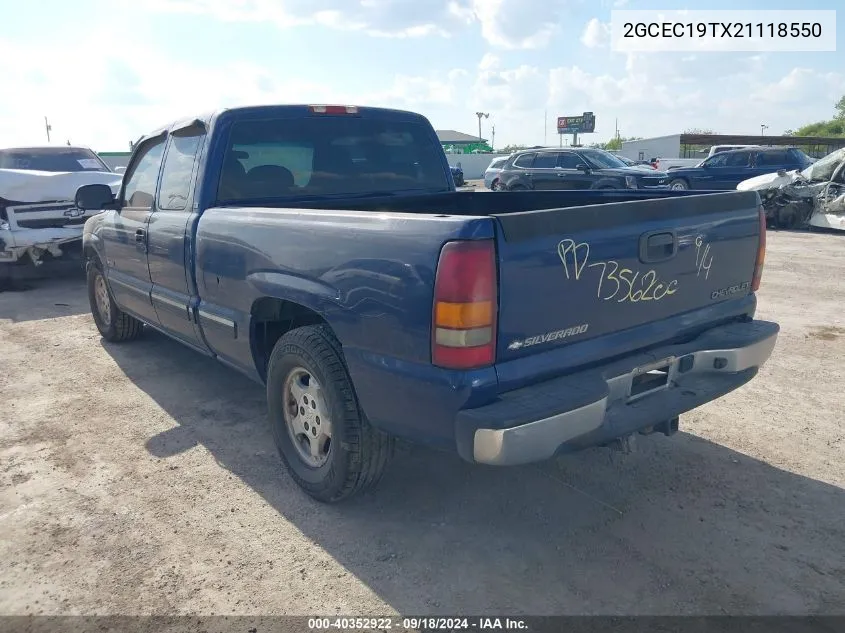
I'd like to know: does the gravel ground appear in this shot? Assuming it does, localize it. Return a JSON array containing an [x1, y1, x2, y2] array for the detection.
[[0, 229, 843, 617]]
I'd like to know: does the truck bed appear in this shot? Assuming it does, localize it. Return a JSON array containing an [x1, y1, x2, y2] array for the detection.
[[195, 188, 765, 447]]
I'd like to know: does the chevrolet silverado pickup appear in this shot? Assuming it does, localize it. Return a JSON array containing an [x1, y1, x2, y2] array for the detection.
[[76, 104, 778, 503]]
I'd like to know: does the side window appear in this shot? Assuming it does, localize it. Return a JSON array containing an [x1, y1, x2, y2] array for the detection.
[[704, 153, 729, 168], [557, 152, 581, 169], [725, 151, 751, 167], [513, 153, 535, 168], [756, 150, 788, 167], [122, 138, 166, 209], [158, 132, 205, 211], [533, 153, 559, 168]]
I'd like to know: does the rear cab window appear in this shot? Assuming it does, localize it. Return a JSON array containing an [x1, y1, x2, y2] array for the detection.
[[217, 115, 451, 202]]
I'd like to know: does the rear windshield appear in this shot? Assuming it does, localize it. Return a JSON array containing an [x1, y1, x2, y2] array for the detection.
[[0, 147, 109, 172], [218, 116, 451, 202]]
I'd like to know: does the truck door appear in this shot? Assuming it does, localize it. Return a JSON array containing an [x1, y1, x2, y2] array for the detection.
[[715, 150, 753, 189], [147, 123, 208, 349], [103, 135, 165, 324]]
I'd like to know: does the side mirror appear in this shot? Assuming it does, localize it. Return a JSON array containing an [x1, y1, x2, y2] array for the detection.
[[777, 169, 787, 177], [114, 166, 126, 174], [576, 163, 590, 172], [76, 183, 117, 211]]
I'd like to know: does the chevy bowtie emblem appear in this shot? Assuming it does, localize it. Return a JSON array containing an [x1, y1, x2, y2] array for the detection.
[[63, 208, 85, 218]]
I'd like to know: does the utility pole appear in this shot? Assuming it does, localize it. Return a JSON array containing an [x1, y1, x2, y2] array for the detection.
[[475, 112, 489, 147], [44, 116, 52, 143], [615, 118, 619, 140], [491, 124, 495, 151], [760, 124, 768, 136], [544, 110, 547, 146]]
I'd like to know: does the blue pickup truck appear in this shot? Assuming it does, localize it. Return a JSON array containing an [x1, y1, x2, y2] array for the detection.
[[76, 104, 779, 502]]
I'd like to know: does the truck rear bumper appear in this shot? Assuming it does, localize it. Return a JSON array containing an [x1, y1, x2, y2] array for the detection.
[[455, 319, 779, 466]]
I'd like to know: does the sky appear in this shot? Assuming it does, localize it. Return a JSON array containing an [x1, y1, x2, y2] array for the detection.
[[0, 0, 842, 151]]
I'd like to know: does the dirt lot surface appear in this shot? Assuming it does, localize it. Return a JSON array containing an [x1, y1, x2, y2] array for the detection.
[[1, 230, 844, 616]]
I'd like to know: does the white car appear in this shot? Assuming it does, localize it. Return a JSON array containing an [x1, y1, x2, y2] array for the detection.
[[737, 148, 845, 231]]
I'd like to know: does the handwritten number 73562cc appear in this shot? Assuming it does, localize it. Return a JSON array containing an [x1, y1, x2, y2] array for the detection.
[[557, 238, 683, 303]]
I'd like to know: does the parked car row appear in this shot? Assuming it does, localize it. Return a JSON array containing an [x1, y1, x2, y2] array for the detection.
[[478, 146, 822, 199]]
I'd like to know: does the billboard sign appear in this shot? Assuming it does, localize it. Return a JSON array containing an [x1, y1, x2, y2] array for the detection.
[[557, 112, 596, 134]]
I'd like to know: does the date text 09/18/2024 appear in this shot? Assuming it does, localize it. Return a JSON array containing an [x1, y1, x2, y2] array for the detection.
[[308, 616, 528, 630]]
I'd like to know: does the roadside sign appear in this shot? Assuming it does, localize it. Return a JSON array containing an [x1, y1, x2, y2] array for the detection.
[[557, 112, 596, 134]]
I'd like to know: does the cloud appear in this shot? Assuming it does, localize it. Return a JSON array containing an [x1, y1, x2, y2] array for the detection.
[[581, 18, 611, 49], [138, 0, 456, 38], [1, 20, 843, 152], [139, 0, 577, 49]]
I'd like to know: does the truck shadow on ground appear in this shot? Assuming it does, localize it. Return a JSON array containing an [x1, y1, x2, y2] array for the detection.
[[0, 274, 89, 322], [103, 329, 845, 615]]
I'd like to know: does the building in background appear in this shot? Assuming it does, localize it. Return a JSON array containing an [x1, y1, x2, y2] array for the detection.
[[436, 130, 492, 154], [620, 133, 845, 162]]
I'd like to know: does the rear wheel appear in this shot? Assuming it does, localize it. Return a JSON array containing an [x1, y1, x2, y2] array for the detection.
[[86, 260, 144, 342], [266, 324, 395, 503], [669, 178, 689, 191], [491, 179, 501, 191]]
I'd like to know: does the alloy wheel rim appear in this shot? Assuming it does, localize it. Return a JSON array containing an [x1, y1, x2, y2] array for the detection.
[[283, 367, 333, 467]]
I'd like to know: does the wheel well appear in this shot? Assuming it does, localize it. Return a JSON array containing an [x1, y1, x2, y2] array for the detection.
[[250, 297, 329, 382], [83, 244, 102, 268]]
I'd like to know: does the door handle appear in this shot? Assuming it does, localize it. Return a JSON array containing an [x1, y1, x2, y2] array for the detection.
[[639, 231, 677, 264], [135, 229, 146, 243]]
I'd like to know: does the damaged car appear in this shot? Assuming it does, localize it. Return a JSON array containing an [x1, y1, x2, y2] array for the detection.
[[1, 146, 122, 287], [737, 148, 845, 231]]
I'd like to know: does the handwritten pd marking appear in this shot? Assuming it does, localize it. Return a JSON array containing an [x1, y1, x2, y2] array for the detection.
[[557, 239, 590, 280]]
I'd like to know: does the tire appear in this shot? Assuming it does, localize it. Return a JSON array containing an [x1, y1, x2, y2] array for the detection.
[[266, 324, 395, 503], [491, 179, 500, 191], [669, 178, 689, 191], [86, 259, 144, 342]]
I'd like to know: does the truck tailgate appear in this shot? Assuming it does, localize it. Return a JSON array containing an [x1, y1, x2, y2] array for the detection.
[[492, 191, 763, 362]]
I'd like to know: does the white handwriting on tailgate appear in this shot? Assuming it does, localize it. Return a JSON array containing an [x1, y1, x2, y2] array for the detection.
[[557, 238, 679, 303], [694, 235, 714, 279]]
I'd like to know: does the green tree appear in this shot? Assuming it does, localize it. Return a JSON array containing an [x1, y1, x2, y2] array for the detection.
[[788, 95, 845, 137], [835, 95, 845, 120], [593, 136, 642, 151], [499, 144, 529, 153], [684, 127, 716, 135]]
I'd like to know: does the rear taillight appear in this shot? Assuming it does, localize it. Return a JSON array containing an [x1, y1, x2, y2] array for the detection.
[[751, 205, 766, 292], [309, 105, 359, 115], [432, 240, 497, 370]]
